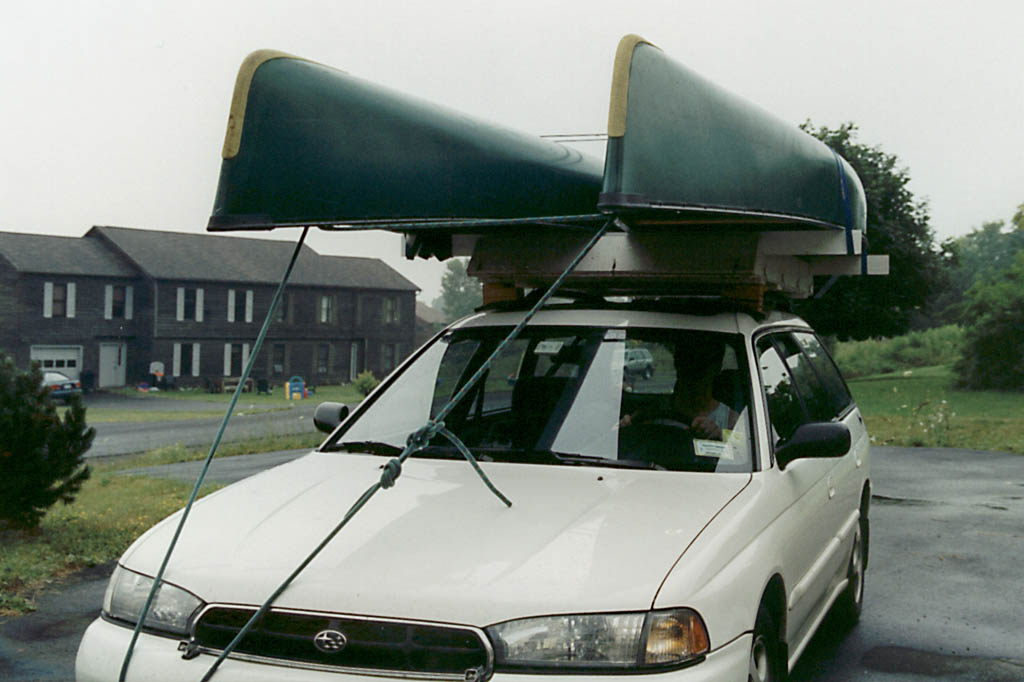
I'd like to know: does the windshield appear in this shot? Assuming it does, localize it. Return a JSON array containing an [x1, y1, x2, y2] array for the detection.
[[327, 325, 753, 473]]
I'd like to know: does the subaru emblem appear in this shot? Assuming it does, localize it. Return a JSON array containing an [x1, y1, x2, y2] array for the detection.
[[313, 629, 347, 653]]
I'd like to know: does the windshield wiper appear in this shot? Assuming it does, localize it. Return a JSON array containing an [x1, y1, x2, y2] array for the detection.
[[552, 452, 659, 470], [328, 440, 404, 456]]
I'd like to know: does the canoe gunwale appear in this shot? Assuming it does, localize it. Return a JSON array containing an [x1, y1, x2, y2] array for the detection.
[[207, 213, 610, 234]]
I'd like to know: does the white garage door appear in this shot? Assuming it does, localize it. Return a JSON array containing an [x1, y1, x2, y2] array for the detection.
[[30, 345, 84, 381]]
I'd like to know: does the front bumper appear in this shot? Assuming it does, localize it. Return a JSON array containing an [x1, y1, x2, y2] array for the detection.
[[77, 618, 753, 682]]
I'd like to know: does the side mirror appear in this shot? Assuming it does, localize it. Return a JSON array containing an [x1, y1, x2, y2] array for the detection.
[[313, 402, 350, 434], [776, 422, 850, 470]]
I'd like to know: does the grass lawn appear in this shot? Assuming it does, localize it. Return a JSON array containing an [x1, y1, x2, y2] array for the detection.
[[848, 365, 1024, 453], [0, 432, 322, 617]]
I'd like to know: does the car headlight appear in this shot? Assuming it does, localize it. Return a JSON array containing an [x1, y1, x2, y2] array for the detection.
[[102, 565, 204, 636], [486, 609, 709, 671]]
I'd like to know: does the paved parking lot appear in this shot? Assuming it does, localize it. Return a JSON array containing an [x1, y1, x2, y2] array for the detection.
[[2, 446, 1022, 681]]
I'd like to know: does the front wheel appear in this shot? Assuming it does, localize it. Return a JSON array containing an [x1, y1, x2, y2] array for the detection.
[[749, 604, 785, 682]]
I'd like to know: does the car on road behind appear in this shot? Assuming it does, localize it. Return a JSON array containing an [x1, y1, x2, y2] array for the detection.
[[42, 370, 82, 403]]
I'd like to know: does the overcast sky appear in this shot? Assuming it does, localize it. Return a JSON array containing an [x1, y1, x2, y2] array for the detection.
[[2, 1, 1022, 301]]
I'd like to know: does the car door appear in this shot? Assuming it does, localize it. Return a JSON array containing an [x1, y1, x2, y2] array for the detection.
[[769, 332, 860, 632], [789, 331, 869, 586], [755, 336, 837, 642]]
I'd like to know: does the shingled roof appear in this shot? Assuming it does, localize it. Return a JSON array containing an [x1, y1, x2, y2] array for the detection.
[[0, 230, 138, 277], [87, 226, 418, 291]]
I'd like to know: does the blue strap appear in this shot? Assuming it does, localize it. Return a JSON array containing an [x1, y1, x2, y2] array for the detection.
[[831, 149, 856, 256]]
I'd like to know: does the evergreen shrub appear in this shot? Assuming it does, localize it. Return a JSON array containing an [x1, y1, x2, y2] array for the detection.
[[0, 353, 94, 529]]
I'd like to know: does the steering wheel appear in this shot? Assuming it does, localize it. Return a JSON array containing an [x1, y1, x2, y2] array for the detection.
[[618, 420, 697, 470]]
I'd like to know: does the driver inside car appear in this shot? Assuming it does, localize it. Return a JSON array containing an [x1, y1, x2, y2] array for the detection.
[[619, 339, 739, 440]]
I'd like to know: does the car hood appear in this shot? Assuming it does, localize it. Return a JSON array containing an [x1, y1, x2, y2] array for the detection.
[[124, 452, 749, 626]]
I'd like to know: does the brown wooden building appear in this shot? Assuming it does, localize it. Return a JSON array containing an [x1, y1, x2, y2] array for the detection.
[[0, 226, 418, 388]]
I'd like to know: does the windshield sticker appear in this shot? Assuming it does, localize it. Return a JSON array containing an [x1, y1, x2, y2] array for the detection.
[[693, 436, 739, 460], [534, 340, 564, 355]]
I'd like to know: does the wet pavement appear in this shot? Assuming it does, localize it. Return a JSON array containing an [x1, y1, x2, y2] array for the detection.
[[2, 446, 1023, 681]]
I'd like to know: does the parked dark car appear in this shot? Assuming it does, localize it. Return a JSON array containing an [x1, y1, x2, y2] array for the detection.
[[42, 370, 82, 402]]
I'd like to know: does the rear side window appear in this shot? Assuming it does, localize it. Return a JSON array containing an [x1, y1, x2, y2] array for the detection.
[[772, 334, 835, 423], [792, 332, 853, 416]]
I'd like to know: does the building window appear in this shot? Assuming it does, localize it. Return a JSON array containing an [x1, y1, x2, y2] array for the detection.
[[173, 342, 200, 377], [319, 295, 333, 324], [180, 343, 194, 376], [272, 344, 286, 375], [111, 286, 125, 318], [52, 284, 67, 317], [228, 289, 254, 323], [382, 296, 400, 325], [317, 344, 330, 375], [224, 343, 249, 377], [104, 284, 133, 320], [43, 282, 76, 318], [275, 294, 290, 323], [177, 287, 204, 322], [381, 343, 397, 374], [350, 342, 360, 381]]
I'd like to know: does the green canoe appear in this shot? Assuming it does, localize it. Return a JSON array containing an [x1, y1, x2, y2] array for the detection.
[[207, 37, 866, 255], [207, 50, 604, 235]]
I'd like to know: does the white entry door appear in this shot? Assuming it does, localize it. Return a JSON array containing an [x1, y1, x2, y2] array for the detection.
[[99, 343, 127, 387]]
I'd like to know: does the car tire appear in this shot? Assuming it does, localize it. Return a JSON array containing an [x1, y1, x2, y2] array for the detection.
[[749, 603, 785, 682], [834, 523, 866, 626], [643, 367, 652, 380]]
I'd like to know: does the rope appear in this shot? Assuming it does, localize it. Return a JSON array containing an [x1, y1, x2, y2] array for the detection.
[[118, 228, 310, 682], [197, 216, 613, 681]]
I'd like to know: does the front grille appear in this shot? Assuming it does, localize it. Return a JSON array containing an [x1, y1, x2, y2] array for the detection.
[[191, 606, 491, 679]]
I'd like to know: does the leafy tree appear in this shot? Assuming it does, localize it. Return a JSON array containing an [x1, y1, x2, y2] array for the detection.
[[932, 206, 1024, 322], [0, 353, 93, 529], [795, 123, 947, 340], [954, 248, 1024, 390], [435, 259, 483, 321]]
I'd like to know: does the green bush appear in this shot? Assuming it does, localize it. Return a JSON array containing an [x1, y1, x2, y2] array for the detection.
[[954, 252, 1024, 390], [0, 353, 94, 529], [352, 370, 380, 397], [833, 325, 964, 378]]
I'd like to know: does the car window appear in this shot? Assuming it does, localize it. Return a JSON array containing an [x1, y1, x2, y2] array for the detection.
[[771, 333, 835, 423], [791, 332, 853, 416], [756, 339, 805, 446], [333, 326, 753, 473]]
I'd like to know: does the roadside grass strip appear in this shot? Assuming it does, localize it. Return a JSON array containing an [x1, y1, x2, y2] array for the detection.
[[109, 383, 365, 405], [0, 432, 322, 617], [57, 406, 294, 423], [848, 365, 1024, 453]]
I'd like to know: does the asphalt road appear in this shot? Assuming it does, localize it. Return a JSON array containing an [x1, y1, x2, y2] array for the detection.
[[2, 446, 1023, 681], [84, 393, 323, 458]]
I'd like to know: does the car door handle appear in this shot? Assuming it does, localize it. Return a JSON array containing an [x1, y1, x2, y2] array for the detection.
[[827, 475, 836, 500]]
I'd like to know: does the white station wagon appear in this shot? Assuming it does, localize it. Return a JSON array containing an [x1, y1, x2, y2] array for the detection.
[[77, 301, 870, 682]]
